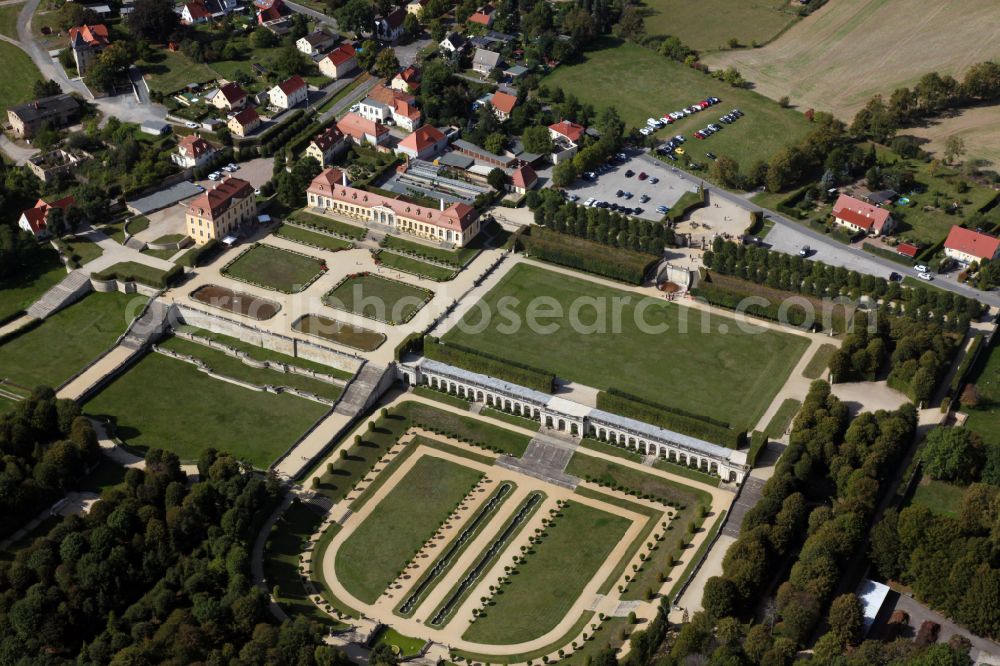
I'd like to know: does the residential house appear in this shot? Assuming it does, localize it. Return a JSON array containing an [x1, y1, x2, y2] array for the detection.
[[452, 139, 516, 169], [472, 48, 501, 75], [358, 85, 421, 131], [180, 1, 212, 24], [863, 189, 898, 206], [307, 167, 483, 246], [185, 177, 256, 245], [336, 112, 390, 147], [305, 125, 348, 167], [68, 24, 109, 75], [470, 30, 515, 49], [489, 90, 517, 121], [391, 65, 421, 93], [548, 119, 585, 163], [18, 196, 76, 237], [406, 0, 427, 15], [468, 4, 494, 27], [375, 7, 407, 43], [7, 94, 81, 139], [268, 74, 307, 109], [439, 31, 465, 54], [296, 29, 338, 56], [503, 64, 529, 80], [172, 134, 217, 168], [831, 193, 895, 237], [318, 43, 357, 79], [210, 81, 248, 112], [397, 125, 447, 161], [255, 0, 291, 26], [227, 107, 261, 137], [508, 164, 537, 195], [944, 226, 1000, 265]]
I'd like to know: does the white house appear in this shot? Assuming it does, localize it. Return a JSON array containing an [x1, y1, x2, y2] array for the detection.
[[305, 126, 348, 167], [472, 48, 501, 75], [210, 82, 248, 111], [548, 119, 585, 164], [296, 29, 337, 56], [439, 31, 465, 53], [831, 193, 895, 237], [268, 74, 307, 109], [397, 125, 448, 161], [358, 85, 421, 132], [18, 196, 76, 238], [318, 43, 357, 79], [944, 226, 1000, 265], [375, 6, 406, 43], [172, 134, 217, 168]]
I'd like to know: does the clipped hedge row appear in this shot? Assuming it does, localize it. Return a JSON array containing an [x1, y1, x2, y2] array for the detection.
[[691, 282, 832, 332], [666, 186, 707, 222], [941, 334, 985, 411], [394, 331, 424, 361], [178, 239, 222, 267], [424, 336, 555, 393], [91, 263, 182, 289], [597, 389, 745, 449], [518, 227, 655, 285]]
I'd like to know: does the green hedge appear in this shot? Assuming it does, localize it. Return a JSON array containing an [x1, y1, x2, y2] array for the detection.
[[597, 388, 745, 449], [666, 187, 707, 222], [394, 331, 424, 361], [92, 263, 182, 289], [519, 227, 656, 285], [748, 430, 768, 467], [424, 337, 555, 393], [690, 282, 830, 331], [178, 239, 221, 267], [861, 243, 914, 266], [941, 334, 985, 411]]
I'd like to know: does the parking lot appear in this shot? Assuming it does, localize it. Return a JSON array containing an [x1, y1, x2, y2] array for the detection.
[[194, 156, 274, 191], [563, 150, 696, 221]]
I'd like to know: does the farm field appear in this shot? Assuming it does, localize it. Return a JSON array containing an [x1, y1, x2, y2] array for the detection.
[[334, 455, 483, 604], [703, 0, 1000, 119], [907, 105, 1000, 168], [543, 38, 813, 170], [642, 0, 797, 51], [85, 351, 328, 468], [0, 42, 43, 118], [0, 291, 140, 390], [443, 263, 808, 427]]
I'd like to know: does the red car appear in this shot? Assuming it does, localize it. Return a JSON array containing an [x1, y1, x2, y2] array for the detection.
[[638, 172, 648, 180], [694, 131, 705, 139]]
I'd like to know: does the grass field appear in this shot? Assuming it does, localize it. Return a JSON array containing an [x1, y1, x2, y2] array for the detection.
[[291, 211, 367, 240], [382, 234, 480, 267], [376, 251, 457, 281], [222, 244, 325, 293], [85, 352, 328, 468], [275, 224, 354, 252], [0, 291, 139, 390], [910, 477, 965, 518], [764, 398, 801, 438], [0, 249, 66, 322], [964, 340, 1000, 448], [323, 274, 432, 325], [642, 0, 797, 51], [802, 343, 837, 379], [335, 455, 483, 604], [139, 49, 221, 94], [565, 452, 711, 508], [444, 263, 808, 426], [62, 237, 104, 266], [544, 38, 813, 171], [704, 0, 1000, 119], [908, 105, 1000, 168], [0, 42, 43, 112], [372, 628, 426, 657], [292, 314, 386, 351], [0, 3, 23, 39], [93, 261, 172, 287], [462, 501, 632, 644]]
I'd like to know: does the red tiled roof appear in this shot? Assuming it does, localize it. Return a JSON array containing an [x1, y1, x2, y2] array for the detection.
[[468, 11, 491, 25], [944, 226, 1000, 261], [369, 85, 421, 121], [490, 91, 517, 115], [832, 193, 891, 233], [69, 24, 109, 47], [312, 125, 344, 150], [184, 1, 212, 20], [399, 125, 444, 153], [218, 82, 247, 104], [397, 65, 420, 83], [308, 168, 477, 232], [231, 107, 260, 125], [323, 43, 356, 67], [549, 119, 585, 143], [178, 134, 214, 158], [186, 177, 253, 220], [20, 196, 76, 234], [896, 242, 919, 258], [336, 112, 388, 140], [276, 74, 306, 95], [510, 165, 537, 189]]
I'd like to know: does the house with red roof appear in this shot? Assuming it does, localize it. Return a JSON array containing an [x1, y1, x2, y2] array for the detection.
[[336, 112, 390, 147], [468, 4, 494, 27], [173, 134, 217, 168], [548, 119, 585, 163], [509, 164, 538, 195], [831, 193, 895, 237], [307, 168, 482, 246], [186, 178, 255, 245], [210, 81, 248, 112], [391, 65, 421, 93], [397, 125, 447, 160], [256, 0, 291, 26], [181, 1, 212, 24], [227, 107, 261, 137], [268, 75, 307, 109], [68, 24, 109, 75], [359, 85, 422, 132], [18, 196, 76, 237], [895, 242, 920, 259], [305, 126, 348, 167], [944, 226, 1000, 265], [489, 90, 517, 121], [319, 44, 357, 79]]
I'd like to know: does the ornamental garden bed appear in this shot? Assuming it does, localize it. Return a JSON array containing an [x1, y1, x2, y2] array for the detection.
[[190, 284, 281, 320], [220, 243, 326, 293], [322, 272, 433, 325], [291, 313, 386, 352]]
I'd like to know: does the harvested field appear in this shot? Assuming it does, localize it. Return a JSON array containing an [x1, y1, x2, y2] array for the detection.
[[292, 313, 386, 351], [703, 0, 1000, 119], [906, 105, 1000, 167], [190, 284, 281, 320]]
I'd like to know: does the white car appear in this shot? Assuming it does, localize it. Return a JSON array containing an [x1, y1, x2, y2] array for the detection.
[[224, 163, 239, 172], [584, 197, 596, 207], [646, 117, 659, 126], [913, 264, 928, 272], [918, 272, 934, 281], [208, 171, 221, 181], [185, 121, 199, 129], [639, 127, 652, 136]]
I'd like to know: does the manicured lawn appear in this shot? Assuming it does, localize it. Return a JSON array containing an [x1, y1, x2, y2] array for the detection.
[[376, 251, 458, 281], [642, 0, 796, 51], [0, 3, 22, 39], [275, 224, 354, 252], [158, 336, 343, 400], [292, 313, 386, 351], [323, 274, 432, 325], [462, 501, 632, 644], [0, 395, 16, 414], [85, 351, 329, 468], [0, 248, 66, 322], [222, 244, 325, 293], [576, 437, 718, 485], [177, 325, 354, 379], [480, 407, 541, 432], [290, 211, 367, 240], [381, 234, 479, 267], [413, 385, 472, 409], [0, 291, 140, 389], [92, 261, 172, 287], [139, 48, 220, 94], [544, 38, 812, 177], [0, 42, 43, 112], [404, 401, 531, 456], [802, 343, 837, 379], [62, 236, 104, 266], [764, 398, 801, 438], [265, 501, 344, 627], [566, 452, 711, 509], [444, 263, 808, 427], [335, 455, 483, 604], [911, 478, 966, 518], [964, 340, 1000, 448], [373, 628, 426, 657]]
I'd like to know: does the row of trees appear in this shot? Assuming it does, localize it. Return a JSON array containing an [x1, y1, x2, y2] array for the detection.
[[851, 62, 1000, 143], [0, 389, 101, 539]]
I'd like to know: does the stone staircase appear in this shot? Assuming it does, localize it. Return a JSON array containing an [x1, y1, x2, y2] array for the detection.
[[334, 362, 389, 416], [496, 432, 581, 489], [120, 300, 171, 350], [721, 476, 765, 539], [26, 270, 93, 319], [124, 236, 145, 251]]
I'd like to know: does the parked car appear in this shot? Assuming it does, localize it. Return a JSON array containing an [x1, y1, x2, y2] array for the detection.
[[639, 194, 650, 203], [185, 121, 199, 129], [584, 197, 596, 206], [666, 153, 677, 161], [584, 171, 597, 180], [638, 172, 648, 180], [649, 177, 659, 184], [799, 245, 811, 257], [889, 271, 902, 282], [918, 272, 934, 281], [633, 207, 643, 214], [623, 191, 633, 199], [694, 131, 705, 139], [616, 189, 624, 197], [674, 135, 685, 143], [675, 147, 685, 155], [208, 171, 222, 180], [708, 123, 721, 131], [625, 169, 635, 177], [640, 127, 652, 136], [616, 152, 627, 161], [656, 205, 669, 213], [706, 152, 717, 160], [567, 194, 579, 202], [223, 163, 238, 172], [913, 264, 928, 272]]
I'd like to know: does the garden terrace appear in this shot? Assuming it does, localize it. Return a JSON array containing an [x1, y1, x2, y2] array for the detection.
[[221, 244, 326, 294], [292, 314, 386, 352], [323, 273, 433, 325], [381, 234, 480, 268], [190, 284, 281, 320], [0, 249, 65, 323], [375, 251, 458, 281], [274, 224, 354, 252], [290, 210, 368, 240]]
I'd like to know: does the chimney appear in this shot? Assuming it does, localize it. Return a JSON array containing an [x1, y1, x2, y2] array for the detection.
[[440, 198, 444, 211], [341, 170, 347, 187]]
